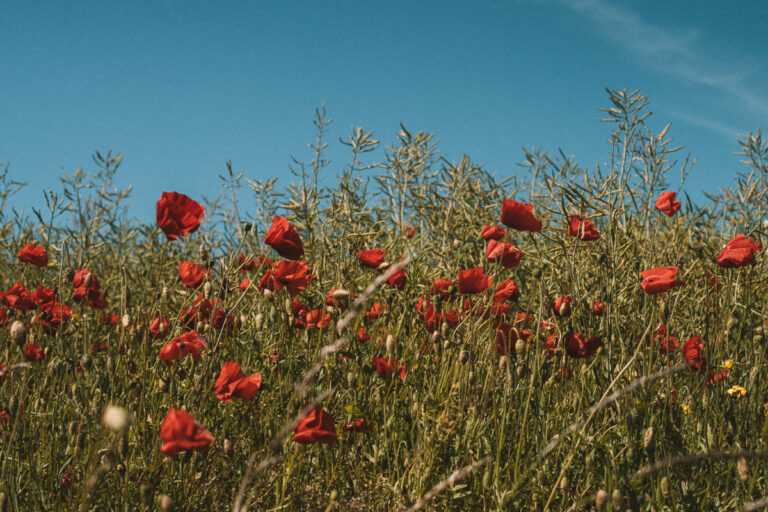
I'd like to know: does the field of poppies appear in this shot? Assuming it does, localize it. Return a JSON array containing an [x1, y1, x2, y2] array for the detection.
[[2, 90, 768, 511]]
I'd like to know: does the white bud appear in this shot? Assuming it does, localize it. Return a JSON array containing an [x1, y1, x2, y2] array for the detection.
[[102, 405, 130, 433]]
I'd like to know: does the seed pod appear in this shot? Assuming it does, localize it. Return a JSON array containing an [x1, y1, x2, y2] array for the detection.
[[160, 494, 175, 512], [65, 267, 75, 282], [644, 427, 655, 449], [10, 320, 26, 346], [595, 489, 608, 510], [255, 313, 264, 330], [611, 489, 623, 509], [223, 439, 233, 456], [385, 335, 395, 354], [660, 476, 670, 498], [737, 457, 750, 481], [199, 243, 208, 262], [459, 350, 469, 364]]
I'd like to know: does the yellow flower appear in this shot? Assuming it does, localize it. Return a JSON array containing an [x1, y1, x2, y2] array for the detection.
[[682, 404, 691, 415], [763, 402, 768, 416], [723, 360, 733, 369], [727, 385, 747, 397]]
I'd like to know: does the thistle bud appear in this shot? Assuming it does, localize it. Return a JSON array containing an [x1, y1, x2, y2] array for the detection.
[[737, 456, 750, 481], [595, 489, 608, 510], [643, 427, 655, 449], [10, 320, 26, 346], [385, 335, 395, 354]]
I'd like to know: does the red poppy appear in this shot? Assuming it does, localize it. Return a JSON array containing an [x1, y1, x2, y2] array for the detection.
[[655, 191, 681, 217], [293, 405, 338, 444], [326, 287, 354, 312], [707, 369, 728, 386], [716, 234, 763, 268], [149, 317, 170, 339], [494, 279, 520, 303], [17, 243, 48, 267], [264, 215, 304, 260], [430, 279, 454, 298], [357, 327, 371, 343], [238, 278, 251, 291], [564, 333, 603, 358], [237, 253, 256, 272], [305, 309, 331, 329], [544, 334, 559, 357], [481, 225, 506, 241], [567, 215, 600, 241], [652, 323, 678, 354], [373, 357, 406, 380], [458, 267, 492, 294], [72, 269, 108, 310], [495, 324, 531, 355], [591, 300, 606, 316], [365, 302, 385, 321], [179, 261, 208, 289], [259, 260, 313, 297], [703, 274, 721, 292], [31, 285, 56, 305], [552, 295, 574, 317], [500, 199, 542, 232], [214, 361, 262, 402], [485, 240, 523, 268], [99, 312, 119, 326], [6, 282, 35, 311], [156, 192, 205, 241], [682, 336, 706, 372], [386, 268, 407, 289], [158, 330, 208, 365], [24, 343, 44, 362], [358, 248, 386, 269], [37, 301, 72, 334], [640, 266, 685, 295], [344, 418, 373, 433], [160, 408, 215, 457]]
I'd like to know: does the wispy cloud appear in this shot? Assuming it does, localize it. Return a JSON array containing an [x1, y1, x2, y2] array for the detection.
[[554, 0, 768, 130]]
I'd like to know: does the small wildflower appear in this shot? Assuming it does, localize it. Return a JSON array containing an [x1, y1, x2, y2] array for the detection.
[[723, 359, 733, 369], [682, 404, 691, 415], [726, 385, 747, 397]]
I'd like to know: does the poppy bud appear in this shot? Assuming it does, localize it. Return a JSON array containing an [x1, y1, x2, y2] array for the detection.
[[750, 367, 759, 382], [385, 335, 395, 354], [10, 320, 26, 346], [452, 239, 460, 248], [82, 272, 93, 289], [80, 354, 93, 370], [121, 314, 131, 328], [532, 267, 542, 279], [158, 379, 169, 393], [441, 321, 449, 339], [595, 489, 608, 510], [459, 350, 469, 364], [160, 494, 175, 512], [255, 313, 264, 330], [330, 288, 350, 299], [660, 476, 670, 498], [498, 356, 508, 373], [283, 298, 292, 316], [737, 457, 750, 481], [643, 427, 655, 449], [377, 261, 390, 271], [161, 286, 168, 299], [102, 405, 130, 433], [431, 330, 439, 343], [514, 338, 526, 355], [195, 321, 205, 332], [199, 243, 208, 262], [611, 489, 623, 509], [558, 302, 569, 317], [140, 482, 154, 506], [203, 282, 211, 299], [659, 301, 669, 322], [7, 396, 19, 415], [263, 289, 273, 300], [726, 316, 737, 331], [347, 372, 355, 388], [559, 476, 568, 492], [106, 356, 115, 374], [223, 439, 233, 456]]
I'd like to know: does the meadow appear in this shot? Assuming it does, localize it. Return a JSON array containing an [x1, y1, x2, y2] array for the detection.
[[2, 88, 768, 511]]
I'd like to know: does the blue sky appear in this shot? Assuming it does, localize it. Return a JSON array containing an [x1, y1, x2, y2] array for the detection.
[[2, 1, 766, 224]]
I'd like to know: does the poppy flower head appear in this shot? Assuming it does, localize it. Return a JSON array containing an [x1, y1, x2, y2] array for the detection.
[[430, 279, 454, 298], [481, 225, 507, 241], [358, 248, 386, 269], [293, 405, 337, 444], [344, 418, 373, 433], [485, 240, 523, 268], [386, 268, 407, 289], [372, 357, 406, 380], [264, 215, 304, 261], [567, 215, 600, 241], [716, 234, 763, 268], [159, 408, 215, 457], [156, 192, 205, 241], [17, 243, 49, 267], [655, 191, 681, 216], [179, 261, 208, 289], [214, 361, 262, 402], [500, 199, 542, 233], [6, 282, 35, 311], [260, 260, 314, 297], [457, 267, 492, 294], [640, 266, 685, 295], [683, 336, 706, 372], [494, 279, 520, 303], [564, 333, 603, 358], [552, 295, 574, 317]]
